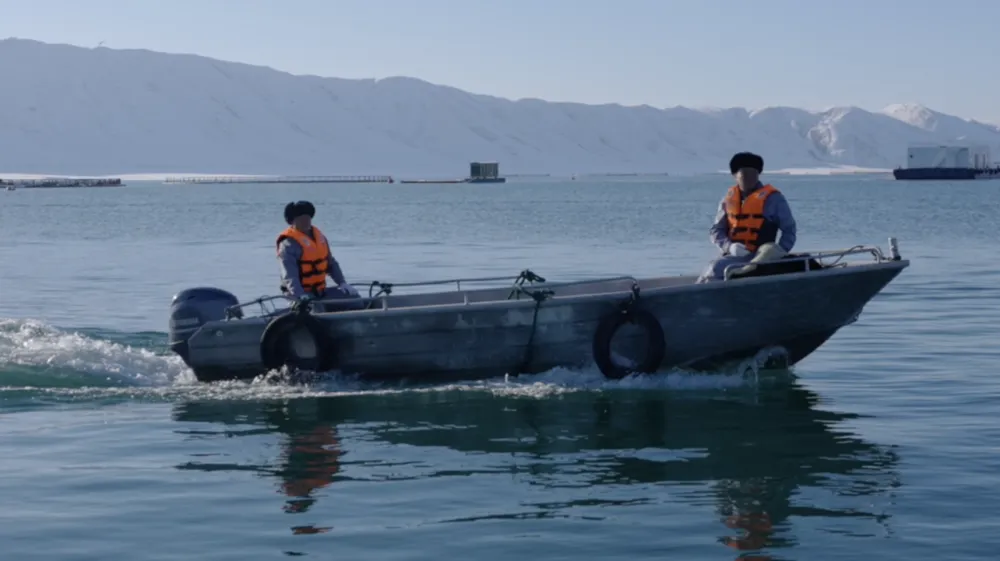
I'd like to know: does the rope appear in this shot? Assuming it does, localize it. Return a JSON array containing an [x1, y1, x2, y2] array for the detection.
[[361, 271, 554, 353], [814, 245, 866, 268], [366, 281, 394, 299], [617, 282, 642, 314], [507, 269, 547, 300], [514, 285, 555, 375], [361, 281, 394, 310]]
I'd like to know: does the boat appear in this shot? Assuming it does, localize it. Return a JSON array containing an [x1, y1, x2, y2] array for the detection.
[[892, 144, 1000, 180], [892, 167, 1000, 180], [167, 238, 908, 384]]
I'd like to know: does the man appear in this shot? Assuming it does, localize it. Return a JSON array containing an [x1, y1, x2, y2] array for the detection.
[[696, 152, 797, 283], [277, 200, 362, 308]]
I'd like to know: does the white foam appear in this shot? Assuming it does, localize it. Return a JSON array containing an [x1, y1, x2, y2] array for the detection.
[[0, 318, 194, 386], [768, 165, 891, 176]]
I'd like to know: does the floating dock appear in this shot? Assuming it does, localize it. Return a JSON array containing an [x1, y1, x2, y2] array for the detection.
[[398, 161, 508, 184], [163, 175, 394, 185], [398, 179, 467, 184], [467, 161, 506, 183], [0, 177, 123, 188]]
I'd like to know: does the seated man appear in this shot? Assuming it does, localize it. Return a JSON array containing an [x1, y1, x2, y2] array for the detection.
[[696, 152, 797, 283], [276, 200, 363, 311]]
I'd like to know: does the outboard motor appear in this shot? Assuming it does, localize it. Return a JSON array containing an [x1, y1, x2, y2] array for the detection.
[[168, 287, 242, 364]]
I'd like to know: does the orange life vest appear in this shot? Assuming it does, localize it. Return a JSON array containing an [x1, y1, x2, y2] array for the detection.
[[725, 184, 780, 252], [276, 226, 330, 294]]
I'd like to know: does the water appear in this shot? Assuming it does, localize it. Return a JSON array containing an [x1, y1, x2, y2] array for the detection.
[[1, 175, 998, 560]]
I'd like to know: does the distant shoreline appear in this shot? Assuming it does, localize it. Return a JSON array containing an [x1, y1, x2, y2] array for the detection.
[[766, 166, 891, 176], [0, 166, 891, 182]]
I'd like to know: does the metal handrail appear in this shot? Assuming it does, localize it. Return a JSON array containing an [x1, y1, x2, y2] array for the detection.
[[223, 269, 549, 318], [358, 274, 526, 293], [223, 294, 290, 319], [723, 239, 900, 281], [354, 274, 640, 294], [222, 270, 642, 318]]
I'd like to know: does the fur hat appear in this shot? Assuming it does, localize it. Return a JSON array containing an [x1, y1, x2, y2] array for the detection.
[[283, 201, 316, 224], [729, 152, 764, 174]]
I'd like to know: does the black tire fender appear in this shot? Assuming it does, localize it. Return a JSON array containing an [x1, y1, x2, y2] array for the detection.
[[260, 311, 337, 373], [592, 307, 666, 379]]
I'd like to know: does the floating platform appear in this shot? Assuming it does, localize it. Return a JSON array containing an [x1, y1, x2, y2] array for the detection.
[[468, 161, 505, 183], [163, 175, 394, 185], [398, 177, 507, 184], [1, 177, 123, 188], [398, 179, 467, 184], [397, 161, 508, 185]]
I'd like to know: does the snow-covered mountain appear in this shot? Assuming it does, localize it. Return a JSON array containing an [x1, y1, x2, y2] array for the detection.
[[1, 38, 998, 176]]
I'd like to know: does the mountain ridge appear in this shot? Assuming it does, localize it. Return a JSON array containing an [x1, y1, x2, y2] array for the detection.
[[1, 37, 997, 176]]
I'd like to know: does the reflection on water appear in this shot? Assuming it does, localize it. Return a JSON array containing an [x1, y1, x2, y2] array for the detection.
[[172, 377, 900, 558]]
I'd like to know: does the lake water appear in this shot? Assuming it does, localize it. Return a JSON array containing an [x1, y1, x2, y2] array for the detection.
[[1, 175, 998, 560]]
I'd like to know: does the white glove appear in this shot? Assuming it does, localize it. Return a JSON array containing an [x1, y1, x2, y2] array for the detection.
[[727, 243, 750, 257], [338, 283, 359, 297]]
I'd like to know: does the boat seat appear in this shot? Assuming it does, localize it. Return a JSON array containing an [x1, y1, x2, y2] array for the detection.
[[730, 253, 826, 279]]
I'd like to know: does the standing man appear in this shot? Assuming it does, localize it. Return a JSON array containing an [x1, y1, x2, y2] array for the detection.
[[696, 152, 797, 282], [277, 200, 361, 307]]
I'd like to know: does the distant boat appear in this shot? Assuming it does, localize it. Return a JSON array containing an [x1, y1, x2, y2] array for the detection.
[[892, 167, 1000, 180], [893, 144, 1000, 180]]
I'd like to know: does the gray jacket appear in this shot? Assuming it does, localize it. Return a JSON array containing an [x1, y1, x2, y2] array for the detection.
[[709, 183, 797, 254], [277, 234, 348, 297]]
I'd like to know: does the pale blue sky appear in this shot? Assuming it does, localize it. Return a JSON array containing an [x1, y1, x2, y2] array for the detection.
[[2, 0, 998, 122]]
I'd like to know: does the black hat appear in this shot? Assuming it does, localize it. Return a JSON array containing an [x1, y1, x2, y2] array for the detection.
[[729, 152, 764, 174], [283, 200, 316, 224]]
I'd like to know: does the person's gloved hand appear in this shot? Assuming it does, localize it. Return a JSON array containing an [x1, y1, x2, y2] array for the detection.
[[337, 283, 359, 297], [727, 243, 750, 258]]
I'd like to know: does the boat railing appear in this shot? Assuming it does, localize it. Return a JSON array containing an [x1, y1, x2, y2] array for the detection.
[[723, 239, 901, 281], [224, 294, 294, 319], [356, 272, 639, 298], [223, 269, 641, 318], [358, 270, 545, 298], [353, 270, 641, 309]]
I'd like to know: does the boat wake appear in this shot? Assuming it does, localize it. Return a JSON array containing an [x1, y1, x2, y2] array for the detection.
[[0, 317, 791, 405]]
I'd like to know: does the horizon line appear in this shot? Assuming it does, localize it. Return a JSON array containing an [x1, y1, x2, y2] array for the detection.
[[0, 166, 893, 182]]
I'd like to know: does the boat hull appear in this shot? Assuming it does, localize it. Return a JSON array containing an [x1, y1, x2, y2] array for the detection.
[[892, 167, 1000, 180], [175, 258, 908, 383]]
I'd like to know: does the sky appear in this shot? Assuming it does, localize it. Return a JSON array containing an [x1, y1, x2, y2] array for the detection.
[[2, 0, 998, 123]]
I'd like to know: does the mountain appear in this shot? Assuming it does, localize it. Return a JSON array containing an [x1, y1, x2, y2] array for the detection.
[[1, 38, 998, 177]]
